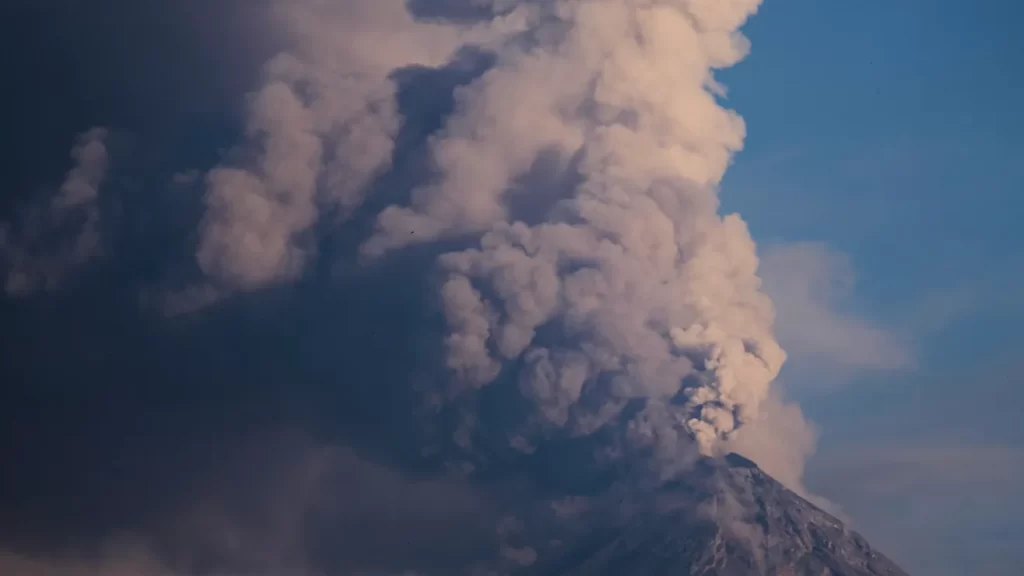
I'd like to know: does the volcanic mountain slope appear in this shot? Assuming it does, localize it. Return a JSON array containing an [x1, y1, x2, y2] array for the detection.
[[519, 453, 908, 576]]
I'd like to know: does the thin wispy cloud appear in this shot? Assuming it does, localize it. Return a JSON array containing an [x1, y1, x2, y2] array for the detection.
[[759, 241, 915, 390], [1, 127, 110, 295]]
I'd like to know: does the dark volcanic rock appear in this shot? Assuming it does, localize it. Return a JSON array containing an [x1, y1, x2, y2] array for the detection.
[[520, 453, 908, 576]]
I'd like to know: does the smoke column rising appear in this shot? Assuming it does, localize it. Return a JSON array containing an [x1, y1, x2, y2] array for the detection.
[[186, 0, 787, 477], [362, 0, 786, 470], [0, 1, 834, 574]]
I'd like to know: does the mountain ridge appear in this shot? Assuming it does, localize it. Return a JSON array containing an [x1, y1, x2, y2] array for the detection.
[[514, 453, 909, 576]]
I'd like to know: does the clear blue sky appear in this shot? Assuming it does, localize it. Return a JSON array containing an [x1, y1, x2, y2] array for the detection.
[[720, 1, 1024, 573]]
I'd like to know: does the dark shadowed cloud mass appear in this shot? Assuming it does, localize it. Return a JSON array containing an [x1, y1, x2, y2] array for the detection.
[[2, 127, 110, 295]]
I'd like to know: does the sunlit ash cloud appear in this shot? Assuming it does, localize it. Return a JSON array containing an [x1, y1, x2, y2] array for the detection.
[[178, 0, 788, 480], [0, 1, 831, 574]]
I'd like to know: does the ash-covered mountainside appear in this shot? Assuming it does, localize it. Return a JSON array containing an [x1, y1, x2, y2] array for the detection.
[[521, 453, 908, 576]]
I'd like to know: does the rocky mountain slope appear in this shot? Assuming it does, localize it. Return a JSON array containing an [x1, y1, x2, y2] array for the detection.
[[518, 453, 908, 576]]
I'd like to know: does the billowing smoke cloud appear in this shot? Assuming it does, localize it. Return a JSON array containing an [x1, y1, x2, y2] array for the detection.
[[1, 127, 109, 295], [182, 0, 528, 308], [179, 0, 788, 476], [359, 0, 784, 471], [1, 1, 863, 574]]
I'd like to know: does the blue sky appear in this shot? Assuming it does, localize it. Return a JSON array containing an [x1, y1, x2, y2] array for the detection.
[[720, 1, 1024, 573]]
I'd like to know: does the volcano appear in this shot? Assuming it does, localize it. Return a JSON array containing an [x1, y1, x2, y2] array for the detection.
[[505, 453, 908, 576]]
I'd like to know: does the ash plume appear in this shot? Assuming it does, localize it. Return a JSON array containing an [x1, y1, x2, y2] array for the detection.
[[184, 0, 528, 305], [359, 0, 786, 472], [0, 1, 915, 575], [177, 0, 789, 479]]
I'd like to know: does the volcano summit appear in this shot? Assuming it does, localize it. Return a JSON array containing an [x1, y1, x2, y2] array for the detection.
[[499, 454, 909, 576]]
